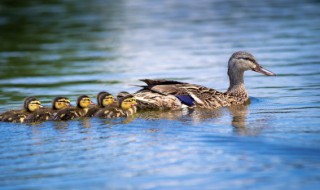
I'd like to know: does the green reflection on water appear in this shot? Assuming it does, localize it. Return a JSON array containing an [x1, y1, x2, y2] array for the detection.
[[0, 0, 126, 105]]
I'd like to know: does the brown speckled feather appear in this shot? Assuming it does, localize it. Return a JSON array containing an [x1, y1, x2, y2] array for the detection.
[[135, 79, 249, 110]]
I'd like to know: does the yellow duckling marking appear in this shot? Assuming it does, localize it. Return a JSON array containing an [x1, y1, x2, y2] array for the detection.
[[79, 97, 92, 108], [55, 98, 71, 110], [102, 95, 115, 107], [121, 98, 137, 110], [28, 100, 42, 112]]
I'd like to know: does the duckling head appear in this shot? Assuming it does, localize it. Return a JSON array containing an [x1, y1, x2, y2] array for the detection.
[[77, 95, 94, 108], [96, 91, 107, 106], [119, 95, 137, 110], [99, 93, 115, 107], [117, 91, 131, 100], [24, 97, 42, 112], [53, 97, 71, 110], [228, 51, 276, 76]]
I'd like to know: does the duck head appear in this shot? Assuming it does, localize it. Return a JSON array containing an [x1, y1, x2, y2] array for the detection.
[[98, 92, 115, 107], [53, 97, 72, 110], [119, 94, 137, 110], [77, 95, 94, 108], [24, 97, 42, 112], [228, 51, 276, 76]]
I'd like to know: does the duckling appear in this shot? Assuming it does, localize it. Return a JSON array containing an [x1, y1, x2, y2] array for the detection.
[[94, 93, 137, 118], [1, 97, 42, 123], [86, 92, 115, 117], [134, 51, 276, 110], [53, 95, 93, 121], [116, 91, 131, 99], [25, 97, 71, 123]]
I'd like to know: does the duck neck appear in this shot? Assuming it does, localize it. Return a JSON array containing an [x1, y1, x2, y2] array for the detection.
[[227, 68, 248, 98]]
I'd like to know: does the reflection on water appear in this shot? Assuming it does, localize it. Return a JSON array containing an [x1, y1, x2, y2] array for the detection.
[[1, 0, 320, 189]]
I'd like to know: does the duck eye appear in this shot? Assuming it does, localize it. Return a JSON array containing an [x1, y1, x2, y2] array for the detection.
[[241, 57, 253, 62]]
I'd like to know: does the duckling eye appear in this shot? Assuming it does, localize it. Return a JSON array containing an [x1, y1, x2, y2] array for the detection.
[[31, 101, 41, 105], [124, 98, 135, 103]]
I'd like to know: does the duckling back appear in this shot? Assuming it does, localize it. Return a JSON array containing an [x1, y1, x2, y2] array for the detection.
[[1, 111, 28, 123], [94, 106, 125, 118], [53, 107, 81, 121], [25, 108, 52, 123]]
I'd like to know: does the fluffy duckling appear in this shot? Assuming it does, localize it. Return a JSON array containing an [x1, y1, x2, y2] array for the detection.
[[116, 91, 131, 100], [1, 97, 42, 123], [25, 97, 71, 123], [53, 95, 93, 121], [86, 91, 115, 117], [94, 93, 137, 118], [87, 91, 131, 117]]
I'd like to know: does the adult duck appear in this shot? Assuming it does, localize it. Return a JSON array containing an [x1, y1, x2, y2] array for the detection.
[[134, 51, 275, 110]]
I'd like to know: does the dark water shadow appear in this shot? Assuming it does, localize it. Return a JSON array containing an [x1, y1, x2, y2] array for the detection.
[[135, 98, 272, 136]]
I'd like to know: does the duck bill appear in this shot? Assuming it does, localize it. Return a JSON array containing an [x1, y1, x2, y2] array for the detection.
[[253, 66, 276, 76]]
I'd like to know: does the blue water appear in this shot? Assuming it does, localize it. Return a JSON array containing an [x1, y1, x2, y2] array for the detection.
[[0, 0, 320, 189]]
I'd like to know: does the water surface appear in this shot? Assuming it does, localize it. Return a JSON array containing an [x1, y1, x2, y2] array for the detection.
[[0, 0, 320, 189]]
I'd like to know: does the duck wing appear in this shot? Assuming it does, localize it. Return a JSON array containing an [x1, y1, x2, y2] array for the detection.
[[140, 79, 186, 85], [180, 85, 230, 109], [138, 79, 189, 95], [134, 89, 183, 110], [139, 79, 229, 109]]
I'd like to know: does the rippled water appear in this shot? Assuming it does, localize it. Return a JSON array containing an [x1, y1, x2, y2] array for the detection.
[[0, 0, 320, 189]]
